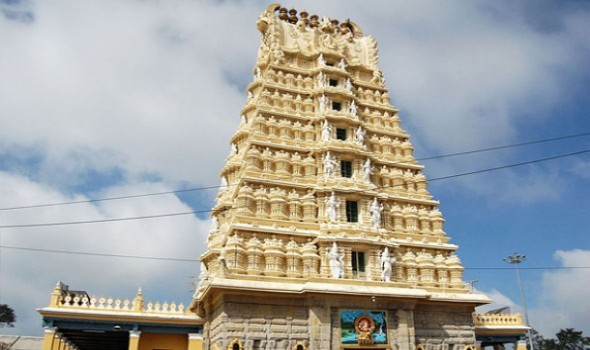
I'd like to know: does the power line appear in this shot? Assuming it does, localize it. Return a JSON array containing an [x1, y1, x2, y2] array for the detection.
[[419, 131, 590, 161], [1, 131, 588, 212], [1, 245, 589, 271], [0, 245, 197, 262], [0, 148, 588, 229]]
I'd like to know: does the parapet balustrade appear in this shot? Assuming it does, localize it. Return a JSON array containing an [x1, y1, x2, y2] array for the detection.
[[377, 167, 432, 200], [244, 146, 317, 180], [263, 68, 314, 91], [234, 184, 318, 223], [258, 89, 315, 115], [251, 114, 317, 146], [356, 86, 391, 106], [369, 135, 416, 164], [58, 294, 186, 315], [388, 205, 445, 236], [223, 235, 320, 278]]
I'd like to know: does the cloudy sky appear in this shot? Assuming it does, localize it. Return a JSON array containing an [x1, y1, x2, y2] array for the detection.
[[1, 0, 589, 338]]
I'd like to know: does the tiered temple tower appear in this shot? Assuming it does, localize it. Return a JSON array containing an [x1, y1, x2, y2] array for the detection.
[[191, 4, 488, 350]]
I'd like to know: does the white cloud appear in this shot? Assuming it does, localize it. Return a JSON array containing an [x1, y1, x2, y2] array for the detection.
[[530, 250, 590, 337], [475, 288, 519, 314], [0, 172, 209, 335], [0, 0, 589, 337]]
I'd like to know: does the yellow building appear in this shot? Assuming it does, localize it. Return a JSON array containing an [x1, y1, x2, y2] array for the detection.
[[38, 4, 528, 350]]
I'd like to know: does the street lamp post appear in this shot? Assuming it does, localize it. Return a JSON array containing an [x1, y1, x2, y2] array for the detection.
[[503, 253, 534, 350]]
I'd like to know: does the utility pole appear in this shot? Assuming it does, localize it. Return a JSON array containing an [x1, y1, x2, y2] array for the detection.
[[503, 253, 534, 350]]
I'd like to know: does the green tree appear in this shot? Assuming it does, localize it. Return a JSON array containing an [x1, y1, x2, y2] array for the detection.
[[541, 328, 590, 350], [0, 304, 16, 328]]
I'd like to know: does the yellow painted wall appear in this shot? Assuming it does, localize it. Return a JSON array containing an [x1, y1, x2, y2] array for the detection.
[[138, 333, 188, 350]]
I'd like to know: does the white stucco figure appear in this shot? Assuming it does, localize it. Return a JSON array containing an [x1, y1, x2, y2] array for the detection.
[[345, 78, 352, 92], [338, 58, 346, 70], [354, 125, 365, 145], [230, 143, 238, 156], [319, 94, 328, 113], [349, 100, 357, 116], [317, 71, 325, 88], [247, 91, 254, 100], [370, 197, 384, 228], [323, 152, 338, 177], [325, 191, 339, 222], [327, 242, 344, 279], [255, 66, 261, 80], [321, 119, 331, 141], [362, 158, 373, 182], [380, 247, 396, 282], [317, 53, 326, 67], [199, 262, 209, 282], [240, 115, 247, 125]]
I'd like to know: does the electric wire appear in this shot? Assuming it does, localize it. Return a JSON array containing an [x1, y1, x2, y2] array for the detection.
[[1, 131, 588, 212], [0, 244, 589, 271], [0, 148, 588, 229]]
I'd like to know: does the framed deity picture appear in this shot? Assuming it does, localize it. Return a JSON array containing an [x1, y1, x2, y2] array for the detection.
[[340, 309, 388, 345]]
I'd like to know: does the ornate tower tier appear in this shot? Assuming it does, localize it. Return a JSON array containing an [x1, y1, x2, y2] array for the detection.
[[191, 4, 488, 350]]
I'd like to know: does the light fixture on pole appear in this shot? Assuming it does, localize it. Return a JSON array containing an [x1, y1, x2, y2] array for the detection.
[[503, 253, 534, 350]]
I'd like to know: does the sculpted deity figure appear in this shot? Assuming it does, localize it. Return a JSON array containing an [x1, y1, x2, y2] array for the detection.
[[319, 94, 329, 113], [230, 143, 238, 156], [349, 100, 357, 116], [327, 242, 344, 279], [199, 262, 209, 284], [370, 198, 384, 228], [317, 53, 326, 67], [344, 78, 353, 92], [338, 58, 347, 70], [380, 247, 396, 282], [254, 66, 261, 80], [240, 115, 247, 125], [317, 71, 325, 88], [323, 152, 338, 177], [325, 191, 339, 222], [321, 119, 331, 141], [354, 125, 365, 145], [362, 158, 373, 182]]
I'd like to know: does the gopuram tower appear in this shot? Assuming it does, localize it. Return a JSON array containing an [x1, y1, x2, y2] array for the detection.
[[191, 4, 489, 350]]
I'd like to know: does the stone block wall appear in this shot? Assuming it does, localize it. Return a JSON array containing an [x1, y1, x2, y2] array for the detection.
[[414, 304, 476, 350]]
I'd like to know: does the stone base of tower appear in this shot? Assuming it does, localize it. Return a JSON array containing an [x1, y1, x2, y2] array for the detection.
[[197, 281, 485, 350]]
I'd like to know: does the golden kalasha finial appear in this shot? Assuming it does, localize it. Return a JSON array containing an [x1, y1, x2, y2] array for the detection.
[[299, 10, 309, 26], [309, 14, 319, 28], [288, 8, 298, 24], [278, 7, 288, 21]]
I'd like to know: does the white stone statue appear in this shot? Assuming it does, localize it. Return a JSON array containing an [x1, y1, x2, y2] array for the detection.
[[230, 143, 238, 156], [319, 94, 328, 113], [240, 115, 247, 125], [317, 71, 325, 88], [345, 79, 353, 93], [370, 198, 384, 228], [354, 125, 365, 145], [323, 152, 338, 177], [321, 119, 331, 142], [247, 91, 254, 100], [338, 58, 347, 70], [255, 67, 261, 79], [317, 53, 326, 67], [199, 262, 209, 282], [349, 100, 357, 116], [327, 242, 344, 279], [362, 158, 373, 182], [380, 247, 396, 282], [325, 191, 339, 222]]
